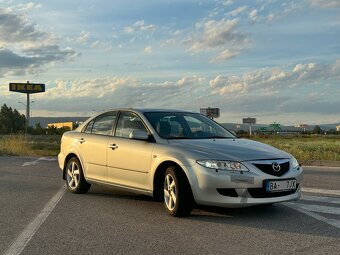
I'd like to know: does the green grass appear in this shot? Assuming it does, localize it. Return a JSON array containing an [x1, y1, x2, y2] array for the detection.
[[0, 135, 339, 164], [0, 135, 60, 156], [249, 135, 340, 163]]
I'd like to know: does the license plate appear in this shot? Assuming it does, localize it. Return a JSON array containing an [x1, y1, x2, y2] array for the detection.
[[265, 179, 296, 192]]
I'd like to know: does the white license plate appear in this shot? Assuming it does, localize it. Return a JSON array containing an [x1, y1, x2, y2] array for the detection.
[[265, 179, 297, 192]]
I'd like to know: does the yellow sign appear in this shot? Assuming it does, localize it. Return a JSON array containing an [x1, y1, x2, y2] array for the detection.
[[9, 83, 45, 94], [48, 122, 73, 130]]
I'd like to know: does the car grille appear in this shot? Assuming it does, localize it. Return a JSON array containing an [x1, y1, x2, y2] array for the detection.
[[248, 184, 299, 198], [252, 161, 290, 177]]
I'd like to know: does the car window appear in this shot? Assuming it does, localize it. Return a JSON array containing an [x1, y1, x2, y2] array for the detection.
[[115, 112, 148, 138], [144, 112, 235, 139], [91, 112, 117, 136], [83, 119, 94, 133]]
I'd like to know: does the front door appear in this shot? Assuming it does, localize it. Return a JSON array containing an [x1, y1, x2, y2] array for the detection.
[[107, 111, 154, 191]]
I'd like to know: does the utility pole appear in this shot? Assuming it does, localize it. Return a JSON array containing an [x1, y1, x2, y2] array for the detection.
[[26, 81, 30, 128]]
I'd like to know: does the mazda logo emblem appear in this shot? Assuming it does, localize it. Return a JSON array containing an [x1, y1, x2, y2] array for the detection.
[[272, 162, 281, 172]]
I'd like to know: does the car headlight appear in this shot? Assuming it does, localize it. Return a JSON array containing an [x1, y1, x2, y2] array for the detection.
[[290, 157, 300, 169], [196, 160, 249, 171]]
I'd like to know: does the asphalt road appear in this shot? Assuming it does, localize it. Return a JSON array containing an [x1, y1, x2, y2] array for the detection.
[[1, 156, 340, 255]]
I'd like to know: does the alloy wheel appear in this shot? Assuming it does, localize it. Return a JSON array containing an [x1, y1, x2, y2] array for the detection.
[[164, 173, 177, 211], [66, 161, 80, 190]]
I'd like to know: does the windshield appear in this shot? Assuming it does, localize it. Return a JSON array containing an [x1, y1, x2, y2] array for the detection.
[[144, 112, 236, 139]]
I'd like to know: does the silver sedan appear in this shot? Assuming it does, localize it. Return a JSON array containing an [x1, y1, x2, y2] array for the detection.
[[58, 109, 303, 217]]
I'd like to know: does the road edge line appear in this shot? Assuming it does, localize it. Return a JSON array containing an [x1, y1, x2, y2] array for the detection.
[[3, 185, 66, 255]]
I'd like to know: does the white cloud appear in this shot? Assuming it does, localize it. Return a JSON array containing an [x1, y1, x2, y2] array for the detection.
[[75, 31, 90, 44], [9, 2, 42, 11], [209, 60, 340, 95], [223, 0, 234, 6], [248, 9, 258, 22], [124, 20, 156, 35], [227, 6, 248, 17], [176, 75, 205, 86], [124, 26, 134, 34], [0, 8, 79, 78], [211, 49, 240, 62], [190, 18, 246, 53], [309, 0, 340, 8], [188, 18, 248, 62], [143, 46, 152, 54]]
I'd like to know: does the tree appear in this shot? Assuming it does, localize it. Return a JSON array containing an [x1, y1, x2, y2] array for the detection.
[[0, 104, 26, 134], [313, 125, 323, 134]]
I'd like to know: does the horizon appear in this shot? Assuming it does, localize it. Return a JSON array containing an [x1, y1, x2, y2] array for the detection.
[[0, 0, 339, 125]]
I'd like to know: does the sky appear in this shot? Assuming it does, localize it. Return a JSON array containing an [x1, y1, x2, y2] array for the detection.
[[0, 0, 339, 125]]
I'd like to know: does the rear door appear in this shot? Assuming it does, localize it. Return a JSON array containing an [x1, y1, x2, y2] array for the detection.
[[77, 111, 117, 182]]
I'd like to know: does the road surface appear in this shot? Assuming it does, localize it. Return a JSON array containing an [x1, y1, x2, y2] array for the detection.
[[0, 156, 339, 254]]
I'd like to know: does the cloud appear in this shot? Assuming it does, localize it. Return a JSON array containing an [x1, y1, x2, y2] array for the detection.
[[211, 49, 240, 62], [248, 9, 258, 22], [188, 18, 248, 62], [124, 20, 156, 35], [0, 8, 47, 46], [209, 60, 340, 95], [223, 0, 234, 6], [143, 46, 152, 54], [227, 6, 248, 17], [0, 8, 79, 78], [8, 2, 42, 12], [72, 31, 90, 44], [309, 0, 340, 8], [30, 75, 208, 114]]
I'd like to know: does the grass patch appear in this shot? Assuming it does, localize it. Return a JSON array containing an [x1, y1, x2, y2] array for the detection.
[[0, 134, 339, 164], [0, 135, 60, 156], [249, 135, 340, 163]]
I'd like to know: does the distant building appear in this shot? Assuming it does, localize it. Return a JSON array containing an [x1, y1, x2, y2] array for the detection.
[[48, 122, 73, 130], [295, 124, 308, 128], [337, 125, 340, 131]]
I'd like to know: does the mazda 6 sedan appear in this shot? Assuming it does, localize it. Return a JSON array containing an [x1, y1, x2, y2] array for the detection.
[[58, 108, 303, 217]]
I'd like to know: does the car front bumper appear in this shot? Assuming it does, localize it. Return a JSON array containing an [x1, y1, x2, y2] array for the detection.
[[185, 162, 303, 208]]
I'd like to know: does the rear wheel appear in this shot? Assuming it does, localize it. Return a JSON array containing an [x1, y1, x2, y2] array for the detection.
[[163, 166, 193, 217], [65, 157, 91, 194]]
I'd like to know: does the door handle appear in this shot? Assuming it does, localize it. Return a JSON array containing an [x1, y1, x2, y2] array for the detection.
[[108, 144, 118, 150], [77, 138, 85, 144]]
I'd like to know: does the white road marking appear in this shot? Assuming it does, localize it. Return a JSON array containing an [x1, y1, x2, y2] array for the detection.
[[302, 187, 340, 196], [291, 203, 340, 215], [301, 195, 340, 205], [285, 202, 340, 230], [22, 157, 56, 167], [3, 185, 66, 255]]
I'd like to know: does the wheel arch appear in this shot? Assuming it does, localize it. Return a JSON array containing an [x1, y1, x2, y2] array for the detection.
[[63, 153, 80, 180], [152, 160, 192, 201]]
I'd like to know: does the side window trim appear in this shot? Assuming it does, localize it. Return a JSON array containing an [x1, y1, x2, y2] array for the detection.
[[82, 119, 94, 133], [86, 111, 117, 136], [114, 111, 152, 140]]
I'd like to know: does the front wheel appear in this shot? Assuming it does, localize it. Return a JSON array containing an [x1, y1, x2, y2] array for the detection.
[[163, 166, 193, 217], [65, 157, 91, 194]]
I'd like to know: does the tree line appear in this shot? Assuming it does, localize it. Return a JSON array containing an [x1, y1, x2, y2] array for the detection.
[[0, 104, 71, 135]]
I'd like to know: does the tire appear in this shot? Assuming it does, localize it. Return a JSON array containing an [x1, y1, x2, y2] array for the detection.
[[65, 157, 91, 194], [163, 166, 194, 217]]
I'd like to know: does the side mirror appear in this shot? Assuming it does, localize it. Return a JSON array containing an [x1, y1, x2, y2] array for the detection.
[[129, 130, 149, 140]]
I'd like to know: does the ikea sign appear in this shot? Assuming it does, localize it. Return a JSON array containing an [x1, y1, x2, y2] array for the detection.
[[9, 83, 45, 94]]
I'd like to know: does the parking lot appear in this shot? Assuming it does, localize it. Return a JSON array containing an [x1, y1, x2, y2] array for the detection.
[[1, 156, 340, 255]]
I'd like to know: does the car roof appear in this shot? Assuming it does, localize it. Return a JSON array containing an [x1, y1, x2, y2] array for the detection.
[[103, 108, 197, 114]]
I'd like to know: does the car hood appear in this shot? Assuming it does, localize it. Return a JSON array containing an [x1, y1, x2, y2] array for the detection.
[[168, 138, 291, 161]]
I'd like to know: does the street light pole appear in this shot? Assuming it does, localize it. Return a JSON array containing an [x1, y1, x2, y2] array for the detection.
[[18, 99, 34, 135]]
